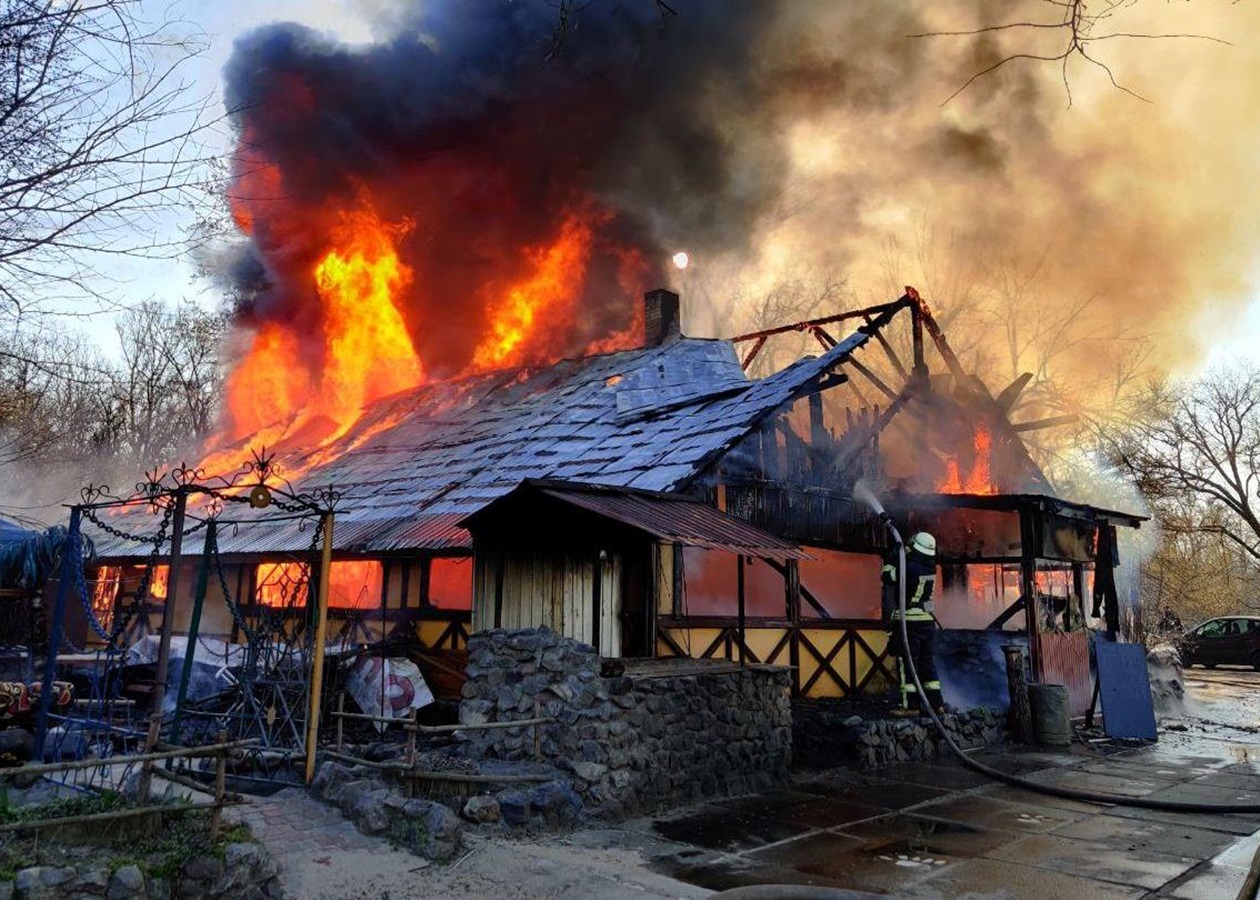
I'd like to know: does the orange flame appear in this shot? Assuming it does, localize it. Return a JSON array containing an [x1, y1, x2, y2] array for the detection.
[[254, 560, 381, 609], [201, 196, 644, 479], [471, 214, 594, 371], [205, 207, 424, 476], [938, 425, 996, 495]]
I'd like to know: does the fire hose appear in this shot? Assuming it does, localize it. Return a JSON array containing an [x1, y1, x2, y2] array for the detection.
[[852, 481, 1260, 818]]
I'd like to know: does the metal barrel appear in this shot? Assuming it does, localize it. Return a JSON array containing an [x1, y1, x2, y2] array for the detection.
[[1027, 683, 1071, 747]]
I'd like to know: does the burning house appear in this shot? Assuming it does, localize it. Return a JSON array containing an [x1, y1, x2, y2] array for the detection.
[[66, 3, 1146, 734], [85, 287, 1144, 711]]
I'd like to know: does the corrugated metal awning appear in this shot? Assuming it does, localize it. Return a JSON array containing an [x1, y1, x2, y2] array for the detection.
[[462, 479, 809, 560]]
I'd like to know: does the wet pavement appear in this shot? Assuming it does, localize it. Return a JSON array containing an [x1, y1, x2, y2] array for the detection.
[[619, 666, 1260, 898]]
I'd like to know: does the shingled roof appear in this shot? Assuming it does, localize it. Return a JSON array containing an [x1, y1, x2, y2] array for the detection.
[[91, 330, 870, 558]]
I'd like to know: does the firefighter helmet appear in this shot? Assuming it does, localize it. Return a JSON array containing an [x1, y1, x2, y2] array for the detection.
[[910, 531, 936, 556]]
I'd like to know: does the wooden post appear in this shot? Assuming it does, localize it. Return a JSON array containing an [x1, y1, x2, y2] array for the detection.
[[591, 552, 604, 656], [1019, 509, 1040, 680], [736, 555, 746, 666], [139, 490, 188, 801], [304, 510, 335, 784], [671, 545, 684, 617], [785, 559, 801, 697], [210, 729, 227, 841], [911, 304, 926, 379], [1003, 645, 1034, 744], [808, 391, 826, 451], [336, 692, 345, 754], [406, 707, 418, 765], [493, 553, 506, 629]]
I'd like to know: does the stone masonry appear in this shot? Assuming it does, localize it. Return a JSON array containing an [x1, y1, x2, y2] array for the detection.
[[460, 628, 792, 819], [793, 701, 1009, 769]]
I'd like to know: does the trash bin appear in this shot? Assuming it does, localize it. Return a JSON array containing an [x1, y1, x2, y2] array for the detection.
[[1027, 683, 1071, 747]]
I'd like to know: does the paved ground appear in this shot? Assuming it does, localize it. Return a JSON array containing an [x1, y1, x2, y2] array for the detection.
[[615, 665, 1260, 898], [226, 665, 1260, 898]]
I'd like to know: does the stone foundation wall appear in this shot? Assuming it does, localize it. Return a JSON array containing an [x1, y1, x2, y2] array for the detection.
[[793, 703, 1009, 769], [460, 628, 792, 819]]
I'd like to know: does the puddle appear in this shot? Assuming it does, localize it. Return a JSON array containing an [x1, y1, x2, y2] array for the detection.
[[652, 804, 810, 852], [834, 814, 1020, 858], [749, 829, 960, 892]]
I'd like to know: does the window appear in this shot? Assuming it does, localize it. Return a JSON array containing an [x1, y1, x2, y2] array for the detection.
[[327, 561, 382, 610], [428, 558, 472, 610], [1197, 620, 1227, 637], [254, 561, 383, 610]]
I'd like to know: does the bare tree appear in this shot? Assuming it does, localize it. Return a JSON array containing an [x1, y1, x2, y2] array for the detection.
[[102, 299, 227, 465], [0, 299, 226, 513], [0, 0, 213, 318], [1116, 365, 1260, 566], [913, 0, 1231, 105]]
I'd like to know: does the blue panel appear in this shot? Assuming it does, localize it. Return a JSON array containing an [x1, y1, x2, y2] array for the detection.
[[1096, 641, 1157, 740]]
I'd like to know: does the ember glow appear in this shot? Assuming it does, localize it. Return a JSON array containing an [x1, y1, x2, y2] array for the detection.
[[938, 425, 997, 495]]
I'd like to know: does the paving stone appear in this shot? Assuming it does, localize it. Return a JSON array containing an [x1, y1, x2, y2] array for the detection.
[[1157, 860, 1251, 900], [1191, 771, 1260, 792], [1143, 781, 1260, 806], [913, 857, 1147, 899], [833, 812, 1022, 858], [653, 804, 811, 852], [914, 793, 1083, 833], [1049, 812, 1236, 860], [1099, 803, 1260, 836], [748, 828, 953, 894], [969, 784, 1108, 815], [984, 832, 1200, 889], [874, 761, 993, 791]]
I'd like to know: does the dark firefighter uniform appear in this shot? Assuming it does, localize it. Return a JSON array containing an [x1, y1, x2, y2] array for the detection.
[[881, 531, 943, 715]]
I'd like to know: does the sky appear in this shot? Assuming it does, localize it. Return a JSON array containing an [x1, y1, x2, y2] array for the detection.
[[76, 0, 377, 356]]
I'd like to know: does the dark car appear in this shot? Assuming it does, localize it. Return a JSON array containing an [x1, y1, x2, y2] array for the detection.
[[1177, 616, 1260, 670]]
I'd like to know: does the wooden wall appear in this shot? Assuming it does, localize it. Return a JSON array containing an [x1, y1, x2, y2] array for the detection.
[[472, 548, 623, 656]]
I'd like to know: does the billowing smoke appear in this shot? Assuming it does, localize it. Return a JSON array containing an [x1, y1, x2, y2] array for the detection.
[[217, 1, 792, 385], [212, 0, 1260, 443]]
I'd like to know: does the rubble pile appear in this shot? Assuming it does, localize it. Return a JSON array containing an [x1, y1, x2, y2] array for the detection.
[[461, 628, 792, 818]]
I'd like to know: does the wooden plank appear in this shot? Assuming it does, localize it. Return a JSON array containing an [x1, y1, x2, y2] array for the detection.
[[1011, 414, 1080, 433], [602, 554, 621, 657]]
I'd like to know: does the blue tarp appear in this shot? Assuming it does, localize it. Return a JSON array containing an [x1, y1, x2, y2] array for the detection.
[[0, 517, 36, 546]]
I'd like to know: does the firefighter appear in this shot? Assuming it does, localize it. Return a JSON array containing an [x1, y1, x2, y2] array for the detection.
[[884, 530, 944, 718]]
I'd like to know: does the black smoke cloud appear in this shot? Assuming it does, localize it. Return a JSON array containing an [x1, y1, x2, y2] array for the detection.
[[219, 0, 826, 373]]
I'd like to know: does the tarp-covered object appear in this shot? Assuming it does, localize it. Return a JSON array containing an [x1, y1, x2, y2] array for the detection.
[[0, 520, 89, 591], [345, 656, 434, 732]]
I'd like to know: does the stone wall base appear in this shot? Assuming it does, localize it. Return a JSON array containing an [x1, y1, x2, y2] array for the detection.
[[793, 702, 1009, 769]]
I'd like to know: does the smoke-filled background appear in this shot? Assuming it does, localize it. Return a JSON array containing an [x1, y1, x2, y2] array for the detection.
[[4, 0, 1260, 518], [209, 0, 1260, 420]]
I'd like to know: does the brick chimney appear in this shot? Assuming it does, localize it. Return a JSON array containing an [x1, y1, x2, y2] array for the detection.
[[644, 288, 681, 347]]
